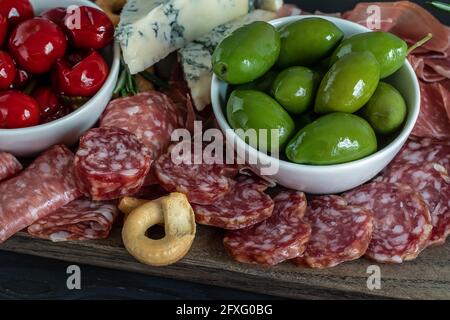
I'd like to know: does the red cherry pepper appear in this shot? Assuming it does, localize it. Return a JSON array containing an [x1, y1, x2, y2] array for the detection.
[[0, 14, 7, 46], [32, 86, 63, 120], [9, 17, 67, 74], [0, 0, 34, 28], [12, 67, 30, 89], [52, 50, 109, 97], [40, 7, 67, 27], [0, 50, 15, 90], [63, 6, 114, 50], [0, 90, 40, 128]]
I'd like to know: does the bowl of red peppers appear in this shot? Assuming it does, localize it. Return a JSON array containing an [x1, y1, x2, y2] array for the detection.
[[0, 0, 120, 157]]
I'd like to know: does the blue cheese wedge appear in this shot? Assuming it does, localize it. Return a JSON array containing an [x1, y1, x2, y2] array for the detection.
[[116, 0, 250, 74], [179, 9, 277, 111]]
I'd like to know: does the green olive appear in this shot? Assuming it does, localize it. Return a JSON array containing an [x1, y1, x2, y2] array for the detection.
[[360, 82, 407, 135], [286, 112, 378, 165], [315, 52, 380, 114], [272, 67, 316, 114], [330, 31, 408, 78], [276, 18, 343, 68], [212, 21, 281, 84], [227, 89, 295, 152]]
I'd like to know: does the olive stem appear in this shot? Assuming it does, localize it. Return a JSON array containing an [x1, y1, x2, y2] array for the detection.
[[23, 78, 38, 95], [406, 33, 433, 55], [427, 1, 450, 12]]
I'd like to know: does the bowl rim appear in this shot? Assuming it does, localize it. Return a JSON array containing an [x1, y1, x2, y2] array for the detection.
[[211, 15, 421, 173], [0, 0, 121, 136]]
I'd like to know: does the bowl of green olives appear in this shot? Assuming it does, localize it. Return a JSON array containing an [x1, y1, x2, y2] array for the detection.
[[211, 15, 420, 194]]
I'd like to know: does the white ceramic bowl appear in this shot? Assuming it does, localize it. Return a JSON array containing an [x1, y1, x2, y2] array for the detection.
[[211, 15, 420, 194], [0, 0, 120, 157]]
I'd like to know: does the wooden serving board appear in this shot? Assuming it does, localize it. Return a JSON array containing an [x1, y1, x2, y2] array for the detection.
[[2, 225, 450, 300]]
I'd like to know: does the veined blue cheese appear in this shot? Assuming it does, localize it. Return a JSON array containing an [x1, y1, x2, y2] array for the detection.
[[116, 0, 250, 74], [179, 9, 277, 111]]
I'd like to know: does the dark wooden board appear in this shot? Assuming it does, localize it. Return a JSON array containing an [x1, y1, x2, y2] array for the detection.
[[2, 225, 450, 300]]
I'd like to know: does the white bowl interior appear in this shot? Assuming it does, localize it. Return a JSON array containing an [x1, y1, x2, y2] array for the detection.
[[0, 0, 120, 157], [212, 15, 420, 194]]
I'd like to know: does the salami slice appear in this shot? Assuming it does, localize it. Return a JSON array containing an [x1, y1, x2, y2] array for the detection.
[[294, 196, 373, 269], [0, 152, 22, 182], [154, 141, 240, 205], [393, 138, 450, 173], [74, 127, 152, 201], [192, 174, 274, 230], [100, 91, 184, 159], [223, 190, 310, 265], [28, 199, 119, 242], [380, 162, 450, 246], [0, 145, 81, 243], [343, 182, 432, 263]]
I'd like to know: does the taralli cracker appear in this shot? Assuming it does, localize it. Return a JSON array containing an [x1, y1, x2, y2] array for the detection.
[[118, 197, 149, 217], [122, 193, 196, 266]]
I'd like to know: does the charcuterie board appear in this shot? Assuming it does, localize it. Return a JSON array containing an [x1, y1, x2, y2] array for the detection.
[[2, 227, 450, 300]]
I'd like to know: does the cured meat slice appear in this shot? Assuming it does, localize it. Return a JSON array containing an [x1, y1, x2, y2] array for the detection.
[[192, 175, 274, 230], [412, 81, 450, 139], [223, 190, 310, 265], [294, 196, 373, 269], [74, 127, 152, 201], [343, 1, 450, 54], [343, 182, 432, 263], [27, 199, 119, 242], [380, 162, 450, 246], [0, 145, 81, 243], [100, 91, 184, 159], [393, 138, 450, 172], [154, 141, 240, 205], [0, 152, 22, 182]]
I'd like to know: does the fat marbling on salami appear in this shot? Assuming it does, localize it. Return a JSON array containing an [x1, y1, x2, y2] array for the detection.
[[0, 152, 22, 182], [100, 91, 184, 159], [154, 141, 240, 205], [0, 145, 81, 243], [74, 127, 152, 201], [28, 199, 120, 242], [192, 175, 274, 230], [223, 190, 310, 265], [294, 195, 373, 269], [393, 138, 450, 172], [380, 162, 450, 246], [343, 182, 432, 263]]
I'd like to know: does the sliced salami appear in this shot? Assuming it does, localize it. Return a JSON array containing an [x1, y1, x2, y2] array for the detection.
[[343, 182, 432, 263], [100, 91, 184, 159], [393, 138, 450, 173], [193, 175, 274, 230], [74, 127, 152, 201], [0, 145, 81, 243], [294, 196, 373, 269], [380, 162, 450, 246], [27, 199, 119, 242], [223, 190, 310, 265], [154, 141, 240, 205], [0, 152, 22, 182]]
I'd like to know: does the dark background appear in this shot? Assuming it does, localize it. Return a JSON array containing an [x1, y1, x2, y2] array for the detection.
[[1, 0, 449, 300]]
